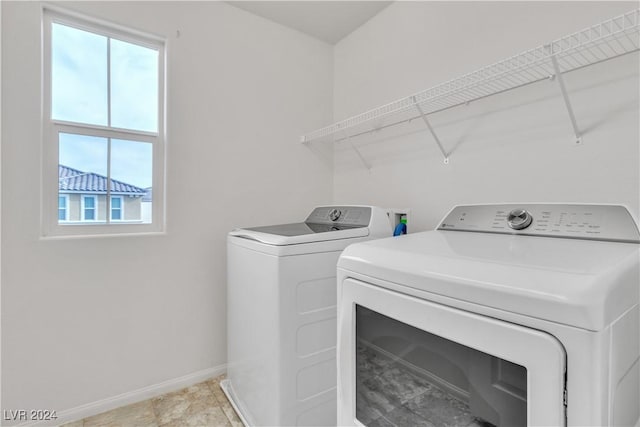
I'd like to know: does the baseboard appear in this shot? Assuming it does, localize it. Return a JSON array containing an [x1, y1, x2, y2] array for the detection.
[[18, 364, 226, 427], [219, 379, 249, 427]]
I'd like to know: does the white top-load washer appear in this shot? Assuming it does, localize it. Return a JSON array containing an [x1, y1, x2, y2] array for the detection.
[[336, 204, 639, 427], [221, 206, 393, 427]]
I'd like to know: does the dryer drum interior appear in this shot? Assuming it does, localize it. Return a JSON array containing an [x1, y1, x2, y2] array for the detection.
[[355, 305, 528, 427]]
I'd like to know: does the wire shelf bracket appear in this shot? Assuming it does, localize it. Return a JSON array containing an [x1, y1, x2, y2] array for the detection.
[[349, 138, 372, 171], [550, 54, 582, 145], [301, 9, 640, 164], [413, 96, 450, 164]]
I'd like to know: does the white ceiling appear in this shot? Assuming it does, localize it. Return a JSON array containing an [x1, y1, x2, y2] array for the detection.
[[226, 1, 393, 44]]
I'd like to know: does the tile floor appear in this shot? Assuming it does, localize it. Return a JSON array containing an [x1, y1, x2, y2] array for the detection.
[[60, 348, 497, 427], [356, 343, 496, 427], [61, 375, 242, 427]]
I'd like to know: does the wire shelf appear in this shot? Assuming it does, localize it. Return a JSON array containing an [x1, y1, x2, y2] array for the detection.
[[301, 9, 640, 145]]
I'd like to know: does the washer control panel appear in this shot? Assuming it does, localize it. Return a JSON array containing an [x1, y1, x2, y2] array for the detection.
[[306, 206, 372, 227], [328, 208, 342, 222], [438, 204, 640, 243]]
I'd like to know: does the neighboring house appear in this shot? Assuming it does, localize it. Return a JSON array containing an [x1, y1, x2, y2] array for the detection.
[[58, 165, 148, 223], [141, 187, 153, 224]]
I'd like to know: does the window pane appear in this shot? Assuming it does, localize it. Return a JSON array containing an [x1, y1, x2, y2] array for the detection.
[[52, 23, 108, 126], [111, 139, 152, 223], [83, 196, 96, 220], [58, 196, 67, 221], [111, 197, 122, 220], [110, 38, 159, 132], [59, 133, 107, 224], [59, 133, 108, 176]]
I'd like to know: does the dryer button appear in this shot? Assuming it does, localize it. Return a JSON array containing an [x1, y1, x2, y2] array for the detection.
[[507, 209, 533, 230]]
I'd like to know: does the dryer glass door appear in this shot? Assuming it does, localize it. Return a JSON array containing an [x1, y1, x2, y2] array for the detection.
[[337, 279, 567, 427]]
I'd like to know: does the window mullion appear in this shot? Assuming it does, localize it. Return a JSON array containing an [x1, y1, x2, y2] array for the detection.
[[53, 122, 157, 143], [106, 37, 112, 225], [107, 37, 112, 127], [107, 138, 112, 224]]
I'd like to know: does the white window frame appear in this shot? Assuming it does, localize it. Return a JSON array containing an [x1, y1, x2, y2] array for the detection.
[[81, 195, 98, 222], [58, 194, 69, 222], [110, 196, 124, 221], [42, 6, 166, 238]]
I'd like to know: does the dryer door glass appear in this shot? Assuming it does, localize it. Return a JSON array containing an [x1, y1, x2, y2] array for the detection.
[[356, 305, 526, 427], [338, 278, 566, 427]]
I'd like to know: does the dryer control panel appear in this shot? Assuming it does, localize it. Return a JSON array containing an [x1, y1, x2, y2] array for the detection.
[[438, 204, 640, 243]]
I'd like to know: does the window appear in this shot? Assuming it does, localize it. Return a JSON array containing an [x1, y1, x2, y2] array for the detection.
[[111, 196, 123, 221], [58, 195, 68, 221], [42, 7, 165, 236], [82, 196, 97, 221]]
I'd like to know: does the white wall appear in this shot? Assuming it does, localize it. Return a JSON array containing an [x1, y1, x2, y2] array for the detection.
[[1, 1, 333, 422], [333, 1, 639, 232], [3, 0, 639, 423], [0, 0, 3, 416]]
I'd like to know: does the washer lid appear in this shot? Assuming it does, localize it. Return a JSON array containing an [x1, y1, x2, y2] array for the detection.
[[338, 230, 640, 331], [229, 205, 390, 246], [230, 222, 369, 245]]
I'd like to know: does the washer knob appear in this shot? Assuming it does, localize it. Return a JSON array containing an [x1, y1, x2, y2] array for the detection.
[[507, 209, 533, 230], [329, 209, 342, 222]]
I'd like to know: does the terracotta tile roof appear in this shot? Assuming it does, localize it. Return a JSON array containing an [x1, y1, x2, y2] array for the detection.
[[59, 165, 146, 195]]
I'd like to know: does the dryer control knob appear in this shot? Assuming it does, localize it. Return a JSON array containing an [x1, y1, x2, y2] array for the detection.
[[507, 209, 533, 230], [329, 209, 342, 221]]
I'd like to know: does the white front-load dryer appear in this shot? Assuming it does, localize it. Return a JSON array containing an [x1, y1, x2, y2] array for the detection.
[[337, 204, 640, 427], [222, 206, 393, 426]]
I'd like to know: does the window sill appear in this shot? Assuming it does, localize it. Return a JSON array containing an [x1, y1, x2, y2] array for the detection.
[[40, 230, 167, 241], [41, 222, 165, 239]]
